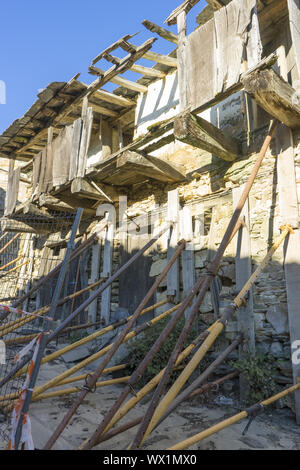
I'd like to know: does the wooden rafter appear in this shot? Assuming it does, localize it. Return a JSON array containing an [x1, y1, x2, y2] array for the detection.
[[15, 37, 156, 157], [142, 20, 178, 44], [89, 66, 148, 93]]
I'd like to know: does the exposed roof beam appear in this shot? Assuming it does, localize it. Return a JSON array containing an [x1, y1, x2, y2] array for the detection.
[[86, 102, 119, 118], [142, 19, 178, 44], [15, 38, 155, 156], [102, 53, 166, 79], [94, 88, 135, 107], [89, 66, 148, 93]]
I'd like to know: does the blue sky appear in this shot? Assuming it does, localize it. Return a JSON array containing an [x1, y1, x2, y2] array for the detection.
[[0, 0, 205, 135]]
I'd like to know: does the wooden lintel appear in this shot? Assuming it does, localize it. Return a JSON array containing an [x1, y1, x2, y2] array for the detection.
[[117, 150, 186, 182], [71, 177, 120, 201], [242, 68, 300, 129], [174, 110, 239, 161]]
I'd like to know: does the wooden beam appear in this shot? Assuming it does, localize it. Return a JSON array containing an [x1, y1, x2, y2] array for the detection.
[[177, 11, 188, 111], [180, 206, 195, 319], [167, 189, 180, 303], [242, 68, 300, 129], [116, 150, 186, 182], [166, 0, 202, 26], [142, 19, 178, 44], [287, 0, 300, 77], [89, 66, 148, 93], [87, 102, 119, 118], [141, 50, 177, 68], [233, 186, 255, 403], [174, 110, 239, 161], [38, 194, 95, 217], [94, 89, 135, 107], [71, 177, 120, 201], [91, 33, 138, 65], [14, 38, 155, 158]]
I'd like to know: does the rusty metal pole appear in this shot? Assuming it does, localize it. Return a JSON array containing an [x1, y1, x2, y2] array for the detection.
[[133, 223, 292, 448], [155, 334, 243, 429], [43, 237, 185, 449], [79, 221, 243, 450], [129, 119, 278, 449], [0, 224, 167, 390]]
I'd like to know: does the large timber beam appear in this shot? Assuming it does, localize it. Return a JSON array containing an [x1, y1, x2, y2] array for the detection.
[[71, 177, 120, 201], [174, 110, 239, 161], [116, 150, 186, 182], [242, 68, 300, 129]]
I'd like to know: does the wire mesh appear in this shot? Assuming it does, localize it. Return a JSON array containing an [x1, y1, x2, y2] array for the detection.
[[0, 210, 94, 448]]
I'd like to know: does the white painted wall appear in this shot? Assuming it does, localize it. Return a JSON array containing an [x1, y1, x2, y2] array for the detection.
[[135, 71, 180, 138]]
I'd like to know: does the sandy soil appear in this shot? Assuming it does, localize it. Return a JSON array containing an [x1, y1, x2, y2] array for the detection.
[[1, 358, 299, 451]]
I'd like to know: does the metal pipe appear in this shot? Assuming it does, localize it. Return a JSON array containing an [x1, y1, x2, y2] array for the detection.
[[129, 120, 279, 449], [133, 224, 292, 448], [168, 382, 300, 450], [43, 238, 185, 449], [78, 324, 217, 449], [155, 334, 243, 428]]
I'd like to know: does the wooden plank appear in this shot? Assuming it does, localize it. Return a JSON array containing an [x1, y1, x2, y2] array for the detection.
[[69, 118, 82, 181], [142, 50, 177, 68], [71, 177, 120, 201], [246, 1, 262, 67], [167, 189, 180, 303], [87, 102, 119, 118], [98, 53, 166, 79], [242, 68, 300, 129], [277, 124, 300, 423], [77, 107, 93, 177], [31, 153, 41, 198], [214, 0, 256, 94], [52, 125, 72, 187], [87, 237, 102, 326], [94, 89, 135, 107], [89, 66, 148, 93], [287, 0, 300, 77], [185, 18, 216, 110], [174, 110, 239, 161], [100, 118, 113, 159], [91, 33, 138, 65], [4, 160, 19, 216], [177, 11, 188, 111], [142, 20, 178, 44], [100, 217, 114, 325], [276, 42, 300, 424], [166, 0, 202, 25], [180, 206, 195, 319], [116, 150, 186, 183], [233, 186, 255, 402]]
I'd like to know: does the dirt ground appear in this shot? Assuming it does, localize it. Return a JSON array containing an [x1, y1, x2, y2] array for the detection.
[[1, 358, 300, 451]]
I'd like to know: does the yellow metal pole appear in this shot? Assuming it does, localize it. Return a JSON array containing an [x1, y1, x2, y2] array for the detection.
[[25, 303, 180, 402], [168, 383, 300, 450], [0, 364, 127, 403], [0, 255, 22, 271], [78, 322, 218, 449], [136, 225, 293, 447], [13, 299, 168, 378], [0, 259, 29, 277]]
